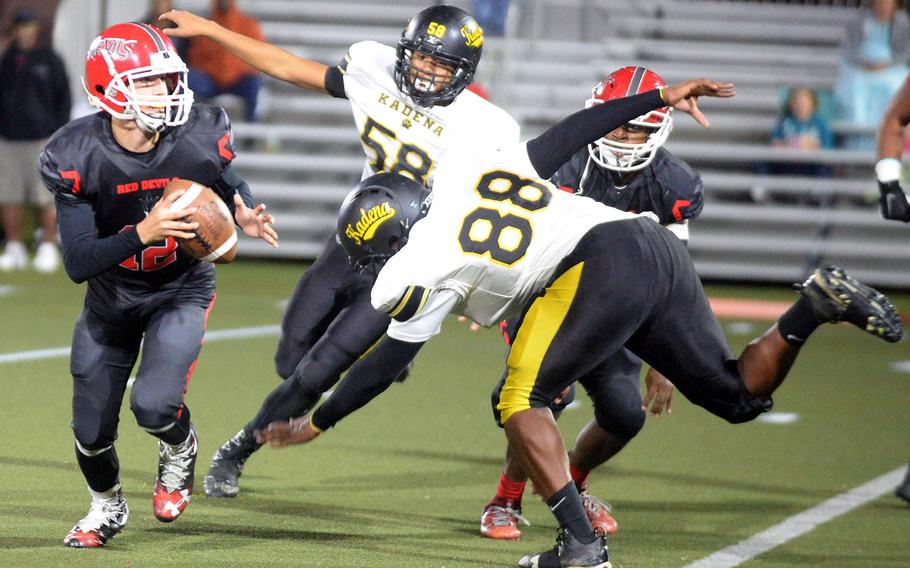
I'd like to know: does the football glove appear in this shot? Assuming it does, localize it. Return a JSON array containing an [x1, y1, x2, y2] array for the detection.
[[875, 158, 910, 222]]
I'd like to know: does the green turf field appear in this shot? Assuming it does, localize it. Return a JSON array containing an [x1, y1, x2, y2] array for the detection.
[[1, 261, 908, 567]]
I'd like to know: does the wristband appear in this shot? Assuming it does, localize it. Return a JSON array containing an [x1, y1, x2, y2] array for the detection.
[[875, 157, 901, 183]]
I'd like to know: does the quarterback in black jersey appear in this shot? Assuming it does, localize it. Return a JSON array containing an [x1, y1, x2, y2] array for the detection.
[[39, 23, 276, 549], [481, 67, 704, 540]]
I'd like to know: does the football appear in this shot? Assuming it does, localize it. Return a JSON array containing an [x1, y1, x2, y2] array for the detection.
[[163, 179, 237, 264]]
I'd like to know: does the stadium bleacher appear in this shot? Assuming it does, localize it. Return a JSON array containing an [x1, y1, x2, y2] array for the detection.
[[219, 0, 908, 287]]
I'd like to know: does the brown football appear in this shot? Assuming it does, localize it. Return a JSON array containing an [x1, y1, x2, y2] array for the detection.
[[163, 178, 237, 264]]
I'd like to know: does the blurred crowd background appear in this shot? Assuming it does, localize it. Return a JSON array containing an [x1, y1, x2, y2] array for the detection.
[[1, 0, 907, 286]]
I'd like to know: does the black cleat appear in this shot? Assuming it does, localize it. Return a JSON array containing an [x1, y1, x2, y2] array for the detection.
[[518, 528, 611, 568], [203, 429, 259, 498], [897, 464, 910, 506], [795, 265, 903, 343]]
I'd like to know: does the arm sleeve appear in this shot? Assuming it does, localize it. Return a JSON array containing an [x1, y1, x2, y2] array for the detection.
[[310, 336, 425, 431], [210, 163, 254, 219], [324, 65, 347, 99], [55, 192, 144, 283], [525, 90, 665, 179]]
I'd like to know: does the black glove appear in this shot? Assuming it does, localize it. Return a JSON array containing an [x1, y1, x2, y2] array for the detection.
[[878, 180, 910, 222]]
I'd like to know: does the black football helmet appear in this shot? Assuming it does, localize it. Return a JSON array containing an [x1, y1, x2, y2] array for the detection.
[[394, 5, 483, 107], [337, 173, 431, 277]]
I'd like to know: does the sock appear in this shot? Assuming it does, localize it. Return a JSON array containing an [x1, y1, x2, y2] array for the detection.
[[570, 464, 591, 493], [241, 422, 265, 450], [89, 483, 121, 501], [546, 482, 596, 544], [492, 472, 526, 505], [75, 442, 120, 493], [156, 406, 191, 445], [777, 295, 823, 346]]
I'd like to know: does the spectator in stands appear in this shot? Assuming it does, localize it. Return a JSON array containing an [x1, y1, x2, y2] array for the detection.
[[185, 0, 263, 122], [773, 88, 834, 153], [836, 0, 910, 149], [472, 0, 510, 37], [0, 8, 71, 272], [873, 73, 910, 505], [145, 0, 188, 60]]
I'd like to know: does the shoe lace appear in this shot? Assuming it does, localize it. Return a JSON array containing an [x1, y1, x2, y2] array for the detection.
[[159, 433, 196, 491], [74, 495, 125, 532], [581, 493, 613, 515], [487, 505, 531, 527]]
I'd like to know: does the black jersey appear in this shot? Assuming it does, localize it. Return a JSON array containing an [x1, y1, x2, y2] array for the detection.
[[39, 105, 237, 293], [551, 147, 704, 227]]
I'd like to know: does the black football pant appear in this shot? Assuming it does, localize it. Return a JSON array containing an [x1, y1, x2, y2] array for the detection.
[[247, 236, 391, 432], [494, 218, 770, 427], [71, 296, 212, 491], [492, 346, 646, 442]]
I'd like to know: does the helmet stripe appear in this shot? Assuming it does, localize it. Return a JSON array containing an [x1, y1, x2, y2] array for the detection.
[[625, 66, 646, 97], [131, 22, 167, 52]]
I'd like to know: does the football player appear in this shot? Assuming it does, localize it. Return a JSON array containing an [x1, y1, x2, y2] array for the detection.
[[874, 73, 910, 505], [160, 5, 520, 498], [39, 23, 276, 548], [481, 66, 701, 540], [259, 79, 902, 568]]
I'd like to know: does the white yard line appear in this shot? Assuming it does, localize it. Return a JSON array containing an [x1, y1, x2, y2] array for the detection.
[[0, 324, 281, 365], [683, 467, 906, 568]]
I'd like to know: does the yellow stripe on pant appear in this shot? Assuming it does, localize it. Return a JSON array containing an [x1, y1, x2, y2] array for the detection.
[[497, 262, 584, 424]]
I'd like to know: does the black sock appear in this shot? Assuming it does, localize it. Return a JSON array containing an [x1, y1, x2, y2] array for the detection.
[[546, 482, 596, 544], [156, 406, 191, 445], [76, 443, 120, 493], [778, 295, 823, 346]]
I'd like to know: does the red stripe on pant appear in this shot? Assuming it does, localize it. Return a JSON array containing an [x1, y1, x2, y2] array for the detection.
[[176, 293, 217, 419]]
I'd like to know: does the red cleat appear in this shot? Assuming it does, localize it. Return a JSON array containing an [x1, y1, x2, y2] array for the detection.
[[63, 488, 129, 548], [581, 492, 618, 535], [480, 500, 530, 540], [153, 425, 197, 522]]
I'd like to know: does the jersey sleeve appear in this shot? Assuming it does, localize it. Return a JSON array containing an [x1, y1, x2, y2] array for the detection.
[[38, 136, 83, 198], [211, 107, 236, 170], [654, 154, 705, 224], [385, 289, 461, 343], [336, 41, 394, 98]]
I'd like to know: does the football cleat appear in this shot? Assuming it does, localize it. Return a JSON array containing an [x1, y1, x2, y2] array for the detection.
[[580, 493, 618, 535], [897, 464, 910, 505], [63, 488, 129, 548], [203, 428, 259, 498], [481, 500, 530, 540], [153, 424, 197, 522], [518, 528, 611, 568], [795, 265, 903, 343]]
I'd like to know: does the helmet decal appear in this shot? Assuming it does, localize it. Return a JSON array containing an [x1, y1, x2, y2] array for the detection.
[[344, 203, 397, 245], [461, 22, 483, 48]]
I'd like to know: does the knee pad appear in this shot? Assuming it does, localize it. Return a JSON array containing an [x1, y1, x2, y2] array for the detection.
[[593, 399, 646, 441]]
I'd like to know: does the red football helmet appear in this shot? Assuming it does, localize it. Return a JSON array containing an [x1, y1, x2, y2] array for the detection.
[[83, 22, 193, 132], [586, 66, 673, 172]]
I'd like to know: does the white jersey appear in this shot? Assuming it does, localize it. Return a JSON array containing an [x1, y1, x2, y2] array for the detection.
[[338, 41, 520, 187], [372, 143, 650, 342]]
